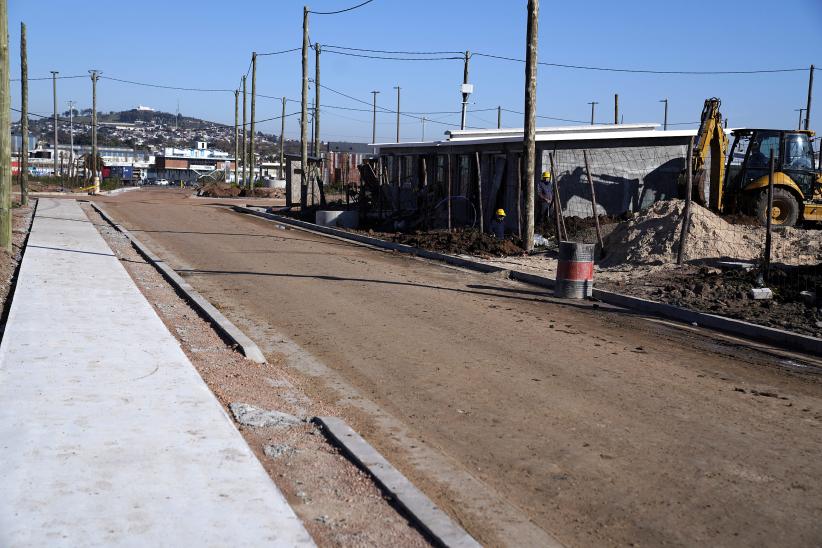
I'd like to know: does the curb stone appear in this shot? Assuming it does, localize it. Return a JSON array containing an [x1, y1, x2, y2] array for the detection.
[[91, 202, 267, 363]]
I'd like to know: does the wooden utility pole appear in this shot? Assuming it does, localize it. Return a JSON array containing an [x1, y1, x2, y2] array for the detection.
[[475, 152, 484, 233], [67, 100, 74, 186], [300, 5, 309, 208], [764, 150, 775, 281], [460, 51, 470, 130], [280, 96, 286, 180], [497, 105, 502, 129], [805, 64, 814, 131], [241, 75, 247, 187], [660, 98, 668, 130], [19, 22, 28, 205], [582, 150, 604, 249], [613, 93, 619, 124], [51, 71, 59, 177], [522, 0, 539, 251], [677, 136, 694, 265], [314, 43, 321, 157], [0, 0, 10, 252], [250, 52, 257, 192], [394, 86, 400, 143], [89, 70, 100, 193], [233, 89, 239, 185], [371, 90, 379, 150], [588, 101, 597, 125]]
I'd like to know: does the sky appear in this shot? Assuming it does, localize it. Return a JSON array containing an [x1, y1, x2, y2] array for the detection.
[[8, 0, 822, 144]]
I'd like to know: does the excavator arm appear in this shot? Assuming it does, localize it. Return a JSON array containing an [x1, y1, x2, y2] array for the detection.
[[691, 98, 729, 211]]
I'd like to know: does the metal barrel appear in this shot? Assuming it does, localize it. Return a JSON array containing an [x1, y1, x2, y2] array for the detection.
[[555, 241, 595, 298]]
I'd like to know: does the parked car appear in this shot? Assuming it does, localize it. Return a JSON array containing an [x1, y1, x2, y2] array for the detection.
[[156, 179, 170, 186]]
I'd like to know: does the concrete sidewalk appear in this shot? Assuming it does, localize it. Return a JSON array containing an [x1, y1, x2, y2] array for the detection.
[[0, 199, 313, 546]]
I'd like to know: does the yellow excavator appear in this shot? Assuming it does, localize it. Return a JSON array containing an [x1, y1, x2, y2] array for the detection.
[[690, 97, 822, 226]]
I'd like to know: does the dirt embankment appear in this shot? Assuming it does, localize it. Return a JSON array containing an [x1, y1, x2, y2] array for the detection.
[[0, 203, 35, 321], [384, 229, 523, 257]]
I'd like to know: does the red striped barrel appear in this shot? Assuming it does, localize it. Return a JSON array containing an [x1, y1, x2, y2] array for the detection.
[[555, 241, 594, 298]]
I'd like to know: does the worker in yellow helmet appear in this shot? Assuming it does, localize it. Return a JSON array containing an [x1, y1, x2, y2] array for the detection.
[[537, 170, 555, 223], [490, 208, 506, 239]]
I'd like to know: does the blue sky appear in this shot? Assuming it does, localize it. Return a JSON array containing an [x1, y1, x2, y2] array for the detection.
[[8, 0, 822, 143]]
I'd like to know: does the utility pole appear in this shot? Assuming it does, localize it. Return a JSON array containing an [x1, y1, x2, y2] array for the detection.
[[497, 105, 502, 129], [250, 52, 256, 191], [0, 0, 10, 252], [660, 98, 668, 130], [300, 5, 309, 208], [233, 89, 239, 184], [67, 100, 74, 186], [19, 22, 28, 205], [588, 101, 598, 125], [314, 43, 321, 157], [89, 70, 101, 193], [421, 116, 426, 141], [614, 93, 618, 124], [242, 75, 247, 187], [371, 90, 379, 150], [394, 85, 400, 143], [460, 51, 471, 130], [796, 108, 806, 130], [805, 64, 814, 131], [522, 0, 539, 252], [51, 70, 59, 177], [280, 96, 286, 180]]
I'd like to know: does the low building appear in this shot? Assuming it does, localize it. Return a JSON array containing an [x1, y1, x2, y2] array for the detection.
[[153, 141, 235, 183], [373, 124, 697, 231]]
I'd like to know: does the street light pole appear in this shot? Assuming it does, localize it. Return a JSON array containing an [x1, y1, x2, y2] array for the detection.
[[88, 70, 101, 193], [588, 101, 598, 125], [51, 70, 58, 178], [660, 98, 668, 130], [67, 100, 75, 184], [796, 108, 806, 130]]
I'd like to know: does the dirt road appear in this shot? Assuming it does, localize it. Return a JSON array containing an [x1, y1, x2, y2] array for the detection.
[[97, 189, 822, 547]]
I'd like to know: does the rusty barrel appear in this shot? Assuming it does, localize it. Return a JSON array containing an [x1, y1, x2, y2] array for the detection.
[[555, 241, 595, 298]]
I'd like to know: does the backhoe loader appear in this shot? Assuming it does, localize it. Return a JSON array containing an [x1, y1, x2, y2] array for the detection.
[[690, 98, 822, 226]]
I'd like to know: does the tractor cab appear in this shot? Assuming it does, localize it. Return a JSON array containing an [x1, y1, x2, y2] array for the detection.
[[724, 129, 820, 225]]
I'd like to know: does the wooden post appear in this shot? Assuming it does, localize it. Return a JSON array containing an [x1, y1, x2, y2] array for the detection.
[[446, 153, 452, 232], [475, 151, 484, 233], [314, 43, 321, 157], [548, 153, 565, 242], [805, 64, 814, 131], [522, 0, 539, 251], [614, 93, 619, 124], [582, 150, 604, 249], [242, 75, 247, 187], [19, 22, 28, 205], [233, 89, 239, 185], [516, 156, 522, 238], [677, 136, 695, 265], [497, 106, 502, 129], [51, 70, 58, 178], [0, 0, 9, 252], [764, 149, 775, 281], [90, 70, 99, 193], [300, 6, 309, 208], [280, 96, 286, 180], [250, 52, 257, 193]]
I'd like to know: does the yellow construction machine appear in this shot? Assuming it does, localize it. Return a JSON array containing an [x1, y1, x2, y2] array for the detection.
[[690, 98, 822, 226]]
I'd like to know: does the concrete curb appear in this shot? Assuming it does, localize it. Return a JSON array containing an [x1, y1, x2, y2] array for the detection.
[[233, 206, 822, 357], [313, 417, 482, 548], [91, 202, 267, 363]]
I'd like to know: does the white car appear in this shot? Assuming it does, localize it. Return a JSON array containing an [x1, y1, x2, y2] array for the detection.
[[156, 179, 170, 186]]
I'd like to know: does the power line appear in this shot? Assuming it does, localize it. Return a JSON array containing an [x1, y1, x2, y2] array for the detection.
[[322, 44, 463, 56], [321, 49, 462, 62], [11, 74, 87, 82], [473, 52, 809, 75], [101, 76, 234, 93], [257, 47, 301, 57], [309, 0, 377, 15]]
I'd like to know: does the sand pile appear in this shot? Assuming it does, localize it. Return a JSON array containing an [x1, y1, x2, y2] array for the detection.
[[603, 199, 821, 266]]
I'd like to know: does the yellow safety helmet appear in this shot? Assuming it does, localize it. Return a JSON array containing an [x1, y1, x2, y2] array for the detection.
[[541, 171, 551, 180], [495, 208, 506, 217]]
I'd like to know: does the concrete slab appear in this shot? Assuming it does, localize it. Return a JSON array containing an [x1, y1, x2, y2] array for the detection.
[[0, 199, 314, 547]]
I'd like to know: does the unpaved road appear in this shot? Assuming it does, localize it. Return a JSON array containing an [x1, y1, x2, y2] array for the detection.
[[97, 189, 822, 547]]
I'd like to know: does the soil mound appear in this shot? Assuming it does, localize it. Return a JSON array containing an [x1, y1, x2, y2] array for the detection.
[[197, 183, 241, 198], [391, 230, 523, 257], [603, 199, 821, 266]]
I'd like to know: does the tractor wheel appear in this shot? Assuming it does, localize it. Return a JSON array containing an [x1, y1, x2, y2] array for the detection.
[[754, 187, 800, 227]]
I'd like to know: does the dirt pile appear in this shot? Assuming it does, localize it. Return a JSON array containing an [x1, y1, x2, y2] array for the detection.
[[603, 199, 822, 266], [390, 229, 523, 257], [197, 183, 241, 198]]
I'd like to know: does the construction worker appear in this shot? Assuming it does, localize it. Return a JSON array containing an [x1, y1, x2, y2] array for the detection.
[[537, 170, 555, 223], [490, 208, 506, 239]]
